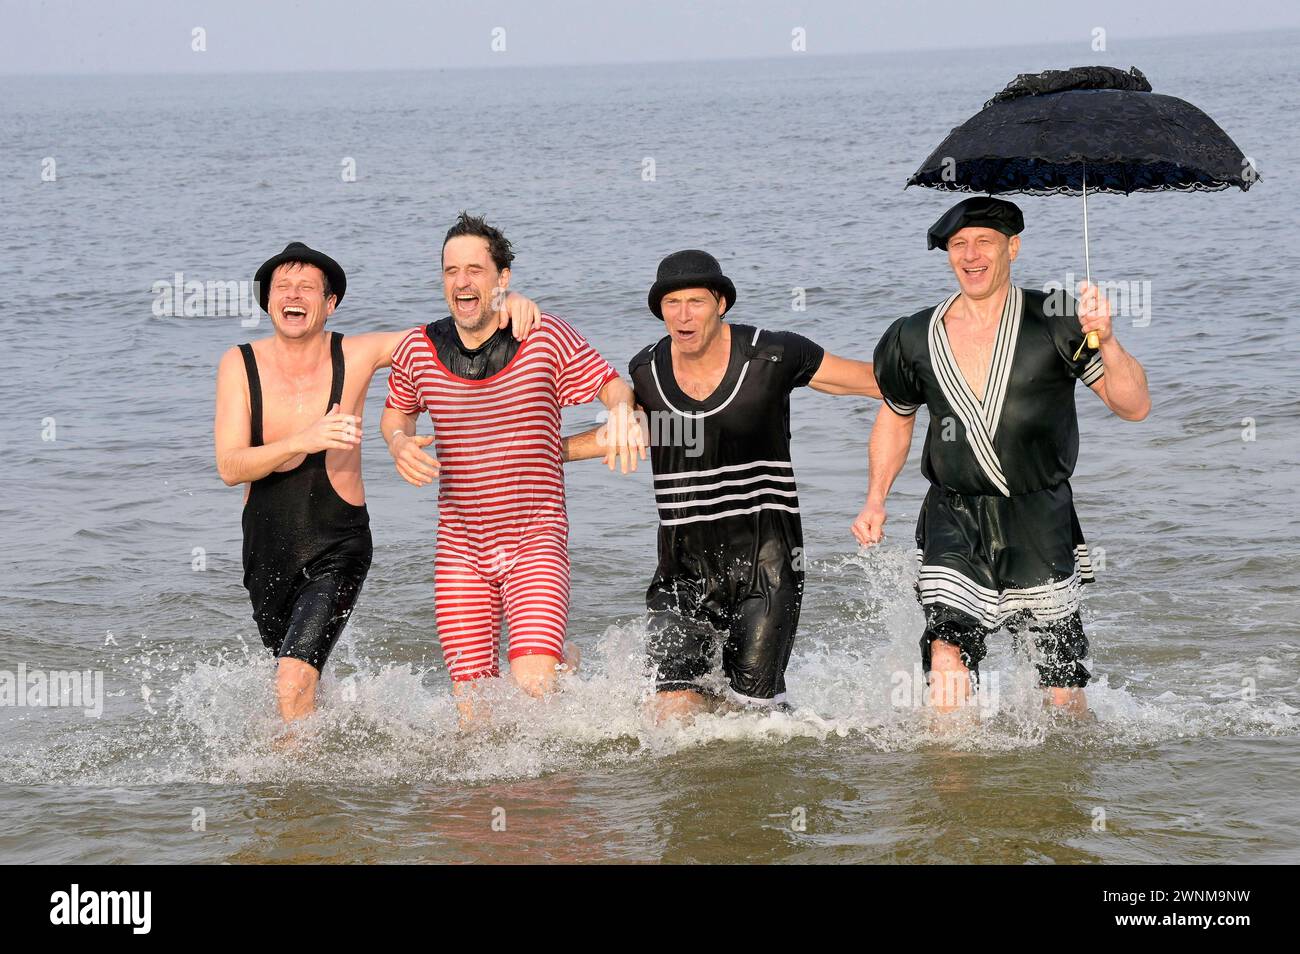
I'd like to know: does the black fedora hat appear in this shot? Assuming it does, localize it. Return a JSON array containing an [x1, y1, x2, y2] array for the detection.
[[647, 249, 737, 320], [255, 241, 346, 312]]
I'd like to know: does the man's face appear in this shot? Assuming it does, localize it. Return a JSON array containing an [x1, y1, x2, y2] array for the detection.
[[268, 263, 333, 338], [660, 287, 726, 357], [946, 228, 1019, 300], [442, 235, 510, 335]]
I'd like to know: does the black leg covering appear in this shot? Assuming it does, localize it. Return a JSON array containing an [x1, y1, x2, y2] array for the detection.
[[919, 606, 989, 687], [1009, 611, 1092, 688]]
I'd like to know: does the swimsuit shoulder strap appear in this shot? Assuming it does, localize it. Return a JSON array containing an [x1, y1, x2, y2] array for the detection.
[[735, 325, 783, 362], [328, 331, 345, 408], [238, 343, 264, 447], [628, 339, 660, 373]]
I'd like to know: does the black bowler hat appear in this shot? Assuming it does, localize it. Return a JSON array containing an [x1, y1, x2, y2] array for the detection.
[[647, 249, 737, 320], [927, 196, 1025, 250], [255, 241, 347, 312]]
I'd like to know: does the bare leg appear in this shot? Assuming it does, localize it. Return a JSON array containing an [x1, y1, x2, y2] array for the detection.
[[927, 641, 974, 713], [652, 688, 713, 724], [1046, 686, 1089, 716], [452, 679, 491, 728], [275, 657, 319, 722], [452, 647, 578, 728], [559, 640, 581, 676], [510, 652, 564, 698]]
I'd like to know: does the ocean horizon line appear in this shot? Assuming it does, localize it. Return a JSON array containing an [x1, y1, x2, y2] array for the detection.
[[0, 23, 1293, 81]]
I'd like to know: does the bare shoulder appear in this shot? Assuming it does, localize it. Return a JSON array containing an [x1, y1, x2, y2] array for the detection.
[[240, 334, 282, 361], [215, 346, 251, 407], [217, 344, 248, 376]]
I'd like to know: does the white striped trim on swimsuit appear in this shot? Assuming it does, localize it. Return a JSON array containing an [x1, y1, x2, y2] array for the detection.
[[911, 545, 1095, 628]]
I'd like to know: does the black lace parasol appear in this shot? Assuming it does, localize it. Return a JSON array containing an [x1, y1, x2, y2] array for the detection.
[[906, 65, 1257, 355]]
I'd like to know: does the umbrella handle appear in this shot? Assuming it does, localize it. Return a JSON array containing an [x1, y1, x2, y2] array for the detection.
[[1072, 162, 1101, 360]]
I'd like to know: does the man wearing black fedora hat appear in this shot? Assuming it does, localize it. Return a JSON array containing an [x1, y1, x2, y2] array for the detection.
[[583, 249, 882, 720], [214, 241, 541, 727]]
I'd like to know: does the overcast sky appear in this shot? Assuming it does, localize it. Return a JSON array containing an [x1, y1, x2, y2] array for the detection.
[[2, 0, 1296, 74]]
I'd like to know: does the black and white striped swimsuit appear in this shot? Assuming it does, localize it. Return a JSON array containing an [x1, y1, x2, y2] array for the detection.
[[629, 323, 824, 702]]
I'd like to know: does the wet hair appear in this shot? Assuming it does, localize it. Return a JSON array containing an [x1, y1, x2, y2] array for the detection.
[[275, 260, 333, 301], [442, 211, 515, 272]]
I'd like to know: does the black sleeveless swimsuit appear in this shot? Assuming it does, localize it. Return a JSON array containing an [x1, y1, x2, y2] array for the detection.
[[238, 332, 372, 671]]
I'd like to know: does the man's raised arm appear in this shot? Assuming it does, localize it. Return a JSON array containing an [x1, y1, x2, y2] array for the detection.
[[851, 403, 917, 546], [214, 347, 360, 486], [1078, 281, 1151, 421]]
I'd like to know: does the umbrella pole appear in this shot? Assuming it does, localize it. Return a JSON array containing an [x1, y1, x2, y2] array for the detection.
[[1082, 161, 1091, 285], [1074, 160, 1101, 360]]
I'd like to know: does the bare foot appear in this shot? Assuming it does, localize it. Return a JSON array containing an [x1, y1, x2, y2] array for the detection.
[[271, 724, 304, 753], [652, 688, 714, 724], [453, 682, 491, 729]]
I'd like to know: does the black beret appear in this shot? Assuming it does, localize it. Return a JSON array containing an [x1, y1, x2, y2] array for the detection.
[[927, 197, 1024, 250]]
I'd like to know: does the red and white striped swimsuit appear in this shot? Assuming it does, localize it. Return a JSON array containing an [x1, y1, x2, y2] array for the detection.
[[385, 314, 618, 681]]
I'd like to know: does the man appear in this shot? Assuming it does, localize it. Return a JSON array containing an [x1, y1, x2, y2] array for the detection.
[[382, 213, 644, 715], [852, 197, 1150, 714], [599, 249, 880, 721], [214, 241, 540, 724]]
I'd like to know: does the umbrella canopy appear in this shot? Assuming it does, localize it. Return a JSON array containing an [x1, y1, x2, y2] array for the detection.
[[906, 66, 1257, 195], [906, 65, 1256, 357]]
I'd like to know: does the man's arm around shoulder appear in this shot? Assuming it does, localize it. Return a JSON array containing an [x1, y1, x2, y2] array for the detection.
[[809, 352, 881, 398]]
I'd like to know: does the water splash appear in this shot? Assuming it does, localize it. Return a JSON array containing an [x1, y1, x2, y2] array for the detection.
[[4, 544, 1293, 789]]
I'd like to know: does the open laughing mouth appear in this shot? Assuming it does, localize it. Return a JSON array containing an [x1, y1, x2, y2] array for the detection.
[[962, 266, 989, 278], [282, 306, 307, 321], [454, 292, 480, 315]]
